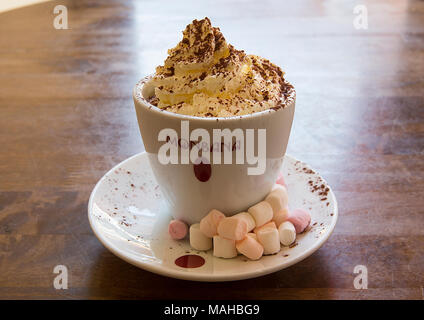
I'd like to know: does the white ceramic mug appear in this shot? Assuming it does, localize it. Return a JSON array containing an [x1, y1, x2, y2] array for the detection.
[[133, 75, 295, 224]]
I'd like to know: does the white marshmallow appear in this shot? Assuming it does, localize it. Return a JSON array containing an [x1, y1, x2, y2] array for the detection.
[[278, 221, 296, 246], [256, 227, 280, 255], [232, 212, 256, 232], [189, 223, 212, 251], [213, 235, 237, 258], [265, 185, 289, 217], [248, 201, 273, 227]]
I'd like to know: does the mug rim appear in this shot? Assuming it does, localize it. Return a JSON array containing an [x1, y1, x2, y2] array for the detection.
[[133, 74, 296, 123]]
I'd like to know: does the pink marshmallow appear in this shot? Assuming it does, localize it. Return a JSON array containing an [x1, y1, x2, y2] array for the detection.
[[200, 209, 226, 238], [273, 207, 289, 227], [287, 209, 311, 233], [168, 219, 188, 240], [276, 173, 286, 187], [246, 232, 258, 241], [236, 236, 264, 260], [254, 221, 276, 234], [217, 217, 248, 241]]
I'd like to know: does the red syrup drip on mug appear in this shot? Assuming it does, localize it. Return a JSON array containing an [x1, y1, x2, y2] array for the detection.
[[175, 255, 205, 268], [193, 158, 211, 182]]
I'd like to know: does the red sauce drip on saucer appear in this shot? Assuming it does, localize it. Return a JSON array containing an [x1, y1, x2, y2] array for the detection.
[[193, 159, 211, 182], [175, 255, 205, 268]]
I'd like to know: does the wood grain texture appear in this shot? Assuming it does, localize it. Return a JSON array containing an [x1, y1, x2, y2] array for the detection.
[[0, 0, 423, 299]]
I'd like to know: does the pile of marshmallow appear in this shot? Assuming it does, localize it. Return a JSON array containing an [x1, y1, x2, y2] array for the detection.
[[168, 174, 311, 260]]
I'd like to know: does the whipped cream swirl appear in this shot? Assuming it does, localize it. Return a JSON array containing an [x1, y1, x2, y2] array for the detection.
[[149, 17, 294, 117]]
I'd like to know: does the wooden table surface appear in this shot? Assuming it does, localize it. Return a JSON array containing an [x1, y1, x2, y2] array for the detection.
[[0, 0, 423, 300]]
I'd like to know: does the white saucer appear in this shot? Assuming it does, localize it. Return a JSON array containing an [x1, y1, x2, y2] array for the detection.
[[88, 152, 338, 282]]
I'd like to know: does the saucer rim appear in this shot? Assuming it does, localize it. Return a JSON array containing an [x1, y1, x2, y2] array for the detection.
[[88, 152, 339, 282]]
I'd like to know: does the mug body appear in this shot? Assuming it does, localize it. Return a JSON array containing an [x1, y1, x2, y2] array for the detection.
[[133, 75, 295, 224]]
